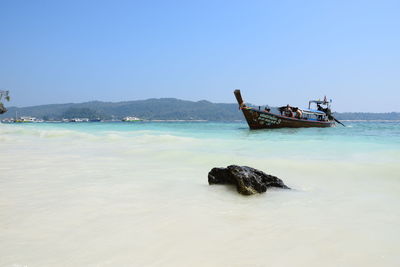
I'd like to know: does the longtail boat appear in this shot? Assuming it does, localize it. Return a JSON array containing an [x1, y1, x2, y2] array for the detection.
[[234, 89, 339, 129]]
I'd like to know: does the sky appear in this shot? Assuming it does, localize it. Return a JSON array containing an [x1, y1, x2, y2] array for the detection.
[[1, 0, 399, 112]]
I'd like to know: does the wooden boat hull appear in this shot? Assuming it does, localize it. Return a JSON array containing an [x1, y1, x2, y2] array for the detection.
[[241, 107, 334, 129], [234, 89, 335, 129]]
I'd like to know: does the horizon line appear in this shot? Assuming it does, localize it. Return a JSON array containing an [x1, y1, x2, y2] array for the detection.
[[4, 98, 400, 114]]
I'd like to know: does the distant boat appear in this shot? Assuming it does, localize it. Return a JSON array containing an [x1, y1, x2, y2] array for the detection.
[[234, 90, 339, 129], [68, 118, 89, 122], [14, 116, 40, 123], [122, 116, 143, 122]]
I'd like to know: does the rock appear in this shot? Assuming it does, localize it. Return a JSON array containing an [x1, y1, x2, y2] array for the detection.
[[208, 165, 290, 195]]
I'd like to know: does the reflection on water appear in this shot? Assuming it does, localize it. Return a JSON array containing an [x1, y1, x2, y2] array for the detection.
[[243, 127, 302, 136]]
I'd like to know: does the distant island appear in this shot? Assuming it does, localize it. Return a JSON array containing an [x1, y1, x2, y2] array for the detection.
[[1, 98, 399, 121]]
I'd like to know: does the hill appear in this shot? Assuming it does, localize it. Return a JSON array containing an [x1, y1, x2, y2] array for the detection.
[[0, 98, 243, 121], [1, 99, 399, 121], [333, 112, 400, 121]]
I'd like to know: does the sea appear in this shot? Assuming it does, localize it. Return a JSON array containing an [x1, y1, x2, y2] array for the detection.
[[1, 121, 399, 267]]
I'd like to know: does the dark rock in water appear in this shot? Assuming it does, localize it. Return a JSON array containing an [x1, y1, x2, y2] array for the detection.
[[208, 165, 290, 195]]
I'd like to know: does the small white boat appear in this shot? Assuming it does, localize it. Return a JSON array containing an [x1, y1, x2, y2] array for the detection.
[[122, 116, 143, 122]]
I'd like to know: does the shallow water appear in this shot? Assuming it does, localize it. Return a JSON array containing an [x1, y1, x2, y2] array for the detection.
[[1, 122, 399, 266]]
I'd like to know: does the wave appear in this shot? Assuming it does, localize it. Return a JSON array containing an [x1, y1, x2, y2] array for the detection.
[[0, 124, 200, 145], [1, 123, 399, 164]]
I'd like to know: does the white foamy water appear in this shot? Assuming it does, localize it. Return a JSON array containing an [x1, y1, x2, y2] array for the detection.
[[0, 123, 399, 266]]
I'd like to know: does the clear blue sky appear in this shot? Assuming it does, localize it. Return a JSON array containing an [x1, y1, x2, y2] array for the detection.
[[1, 0, 399, 112]]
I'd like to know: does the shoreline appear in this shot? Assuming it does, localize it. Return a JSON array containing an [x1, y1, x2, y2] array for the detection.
[[1, 119, 400, 123]]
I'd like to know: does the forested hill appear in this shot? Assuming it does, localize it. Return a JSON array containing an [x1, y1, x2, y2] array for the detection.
[[0, 98, 243, 121], [333, 112, 400, 121], [1, 98, 399, 121]]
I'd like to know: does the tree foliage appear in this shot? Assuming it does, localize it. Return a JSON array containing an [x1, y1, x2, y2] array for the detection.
[[1, 99, 399, 121]]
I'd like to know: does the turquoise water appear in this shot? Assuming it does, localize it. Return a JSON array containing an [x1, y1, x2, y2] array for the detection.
[[11, 120, 400, 143], [6, 121, 400, 161], [1, 121, 399, 266]]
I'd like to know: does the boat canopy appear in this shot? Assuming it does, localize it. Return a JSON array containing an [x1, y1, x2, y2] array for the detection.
[[309, 100, 329, 105], [308, 97, 331, 109]]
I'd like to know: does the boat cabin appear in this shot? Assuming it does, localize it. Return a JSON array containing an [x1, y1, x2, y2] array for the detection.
[[300, 109, 327, 121]]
